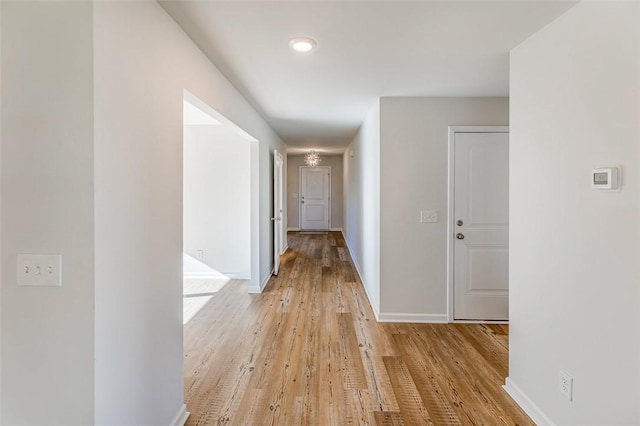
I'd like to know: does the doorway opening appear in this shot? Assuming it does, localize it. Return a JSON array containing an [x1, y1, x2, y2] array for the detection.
[[182, 90, 259, 324]]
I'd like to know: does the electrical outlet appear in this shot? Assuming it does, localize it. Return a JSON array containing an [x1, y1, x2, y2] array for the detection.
[[17, 254, 62, 286], [197, 250, 204, 260], [559, 370, 573, 401]]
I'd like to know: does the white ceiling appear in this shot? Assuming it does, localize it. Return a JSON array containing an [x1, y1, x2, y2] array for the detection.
[[160, 1, 576, 153]]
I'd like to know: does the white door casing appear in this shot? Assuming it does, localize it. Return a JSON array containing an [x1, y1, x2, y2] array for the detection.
[[272, 150, 284, 275], [300, 166, 331, 231], [448, 126, 509, 321]]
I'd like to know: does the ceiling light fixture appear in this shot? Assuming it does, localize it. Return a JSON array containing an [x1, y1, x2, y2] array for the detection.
[[304, 150, 322, 167], [289, 37, 317, 53]]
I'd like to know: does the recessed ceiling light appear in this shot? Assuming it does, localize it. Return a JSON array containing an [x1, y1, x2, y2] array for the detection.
[[289, 37, 317, 53]]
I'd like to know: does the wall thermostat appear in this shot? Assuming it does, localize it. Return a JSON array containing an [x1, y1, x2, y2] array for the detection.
[[591, 167, 620, 190]]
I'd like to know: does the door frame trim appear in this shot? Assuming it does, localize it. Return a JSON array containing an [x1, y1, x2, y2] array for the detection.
[[446, 126, 509, 322], [299, 165, 332, 231], [273, 150, 284, 275]]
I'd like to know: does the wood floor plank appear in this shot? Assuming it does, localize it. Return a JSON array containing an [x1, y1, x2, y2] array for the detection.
[[373, 411, 405, 425], [344, 389, 376, 425], [411, 325, 533, 425], [383, 356, 433, 425], [321, 266, 335, 293], [453, 324, 509, 378], [183, 231, 533, 426], [317, 319, 344, 425], [391, 333, 462, 425], [361, 348, 400, 413], [337, 312, 368, 389]]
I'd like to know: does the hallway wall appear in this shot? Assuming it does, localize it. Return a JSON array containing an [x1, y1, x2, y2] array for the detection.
[[379, 97, 508, 320], [507, 2, 640, 423], [94, 2, 285, 423], [1, 2, 286, 425], [344, 101, 381, 314], [1, 3, 95, 424]]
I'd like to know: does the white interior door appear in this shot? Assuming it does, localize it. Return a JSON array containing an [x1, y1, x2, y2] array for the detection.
[[272, 150, 284, 275], [451, 128, 509, 320], [300, 166, 330, 231]]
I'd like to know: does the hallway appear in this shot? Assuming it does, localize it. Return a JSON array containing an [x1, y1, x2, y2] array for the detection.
[[183, 231, 532, 425]]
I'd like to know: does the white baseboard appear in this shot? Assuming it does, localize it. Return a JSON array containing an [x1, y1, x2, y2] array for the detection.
[[360, 282, 380, 322], [289, 227, 343, 232], [503, 377, 554, 426], [377, 313, 448, 323], [184, 272, 249, 280], [169, 404, 189, 426], [224, 273, 250, 280], [341, 233, 380, 321], [249, 268, 274, 293], [183, 272, 227, 279]]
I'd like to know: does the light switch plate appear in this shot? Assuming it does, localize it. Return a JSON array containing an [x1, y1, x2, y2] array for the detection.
[[17, 254, 62, 286], [420, 210, 438, 223]]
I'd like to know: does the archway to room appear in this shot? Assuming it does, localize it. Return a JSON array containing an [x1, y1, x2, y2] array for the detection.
[[182, 90, 259, 324]]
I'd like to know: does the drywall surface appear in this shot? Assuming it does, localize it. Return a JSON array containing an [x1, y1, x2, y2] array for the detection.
[[1, 2, 95, 424], [0, 2, 3, 419], [94, 2, 284, 424], [379, 97, 508, 318], [509, 2, 640, 423], [184, 124, 251, 278], [287, 154, 344, 230], [344, 101, 380, 315]]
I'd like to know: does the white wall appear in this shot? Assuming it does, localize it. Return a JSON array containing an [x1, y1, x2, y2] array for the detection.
[[1, 3, 95, 424], [0, 2, 285, 425], [379, 97, 508, 321], [287, 154, 343, 230], [507, 2, 640, 424], [94, 2, 285, 424], [0, 1, 3, 419], [184, 124, 250, 278], [344, 101, 380, 315]]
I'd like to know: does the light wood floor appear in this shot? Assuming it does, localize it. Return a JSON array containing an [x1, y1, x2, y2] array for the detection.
[[183, 231, 532, 425]]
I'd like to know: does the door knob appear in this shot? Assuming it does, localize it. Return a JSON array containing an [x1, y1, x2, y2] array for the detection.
[[456, 233, 465, 240]]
